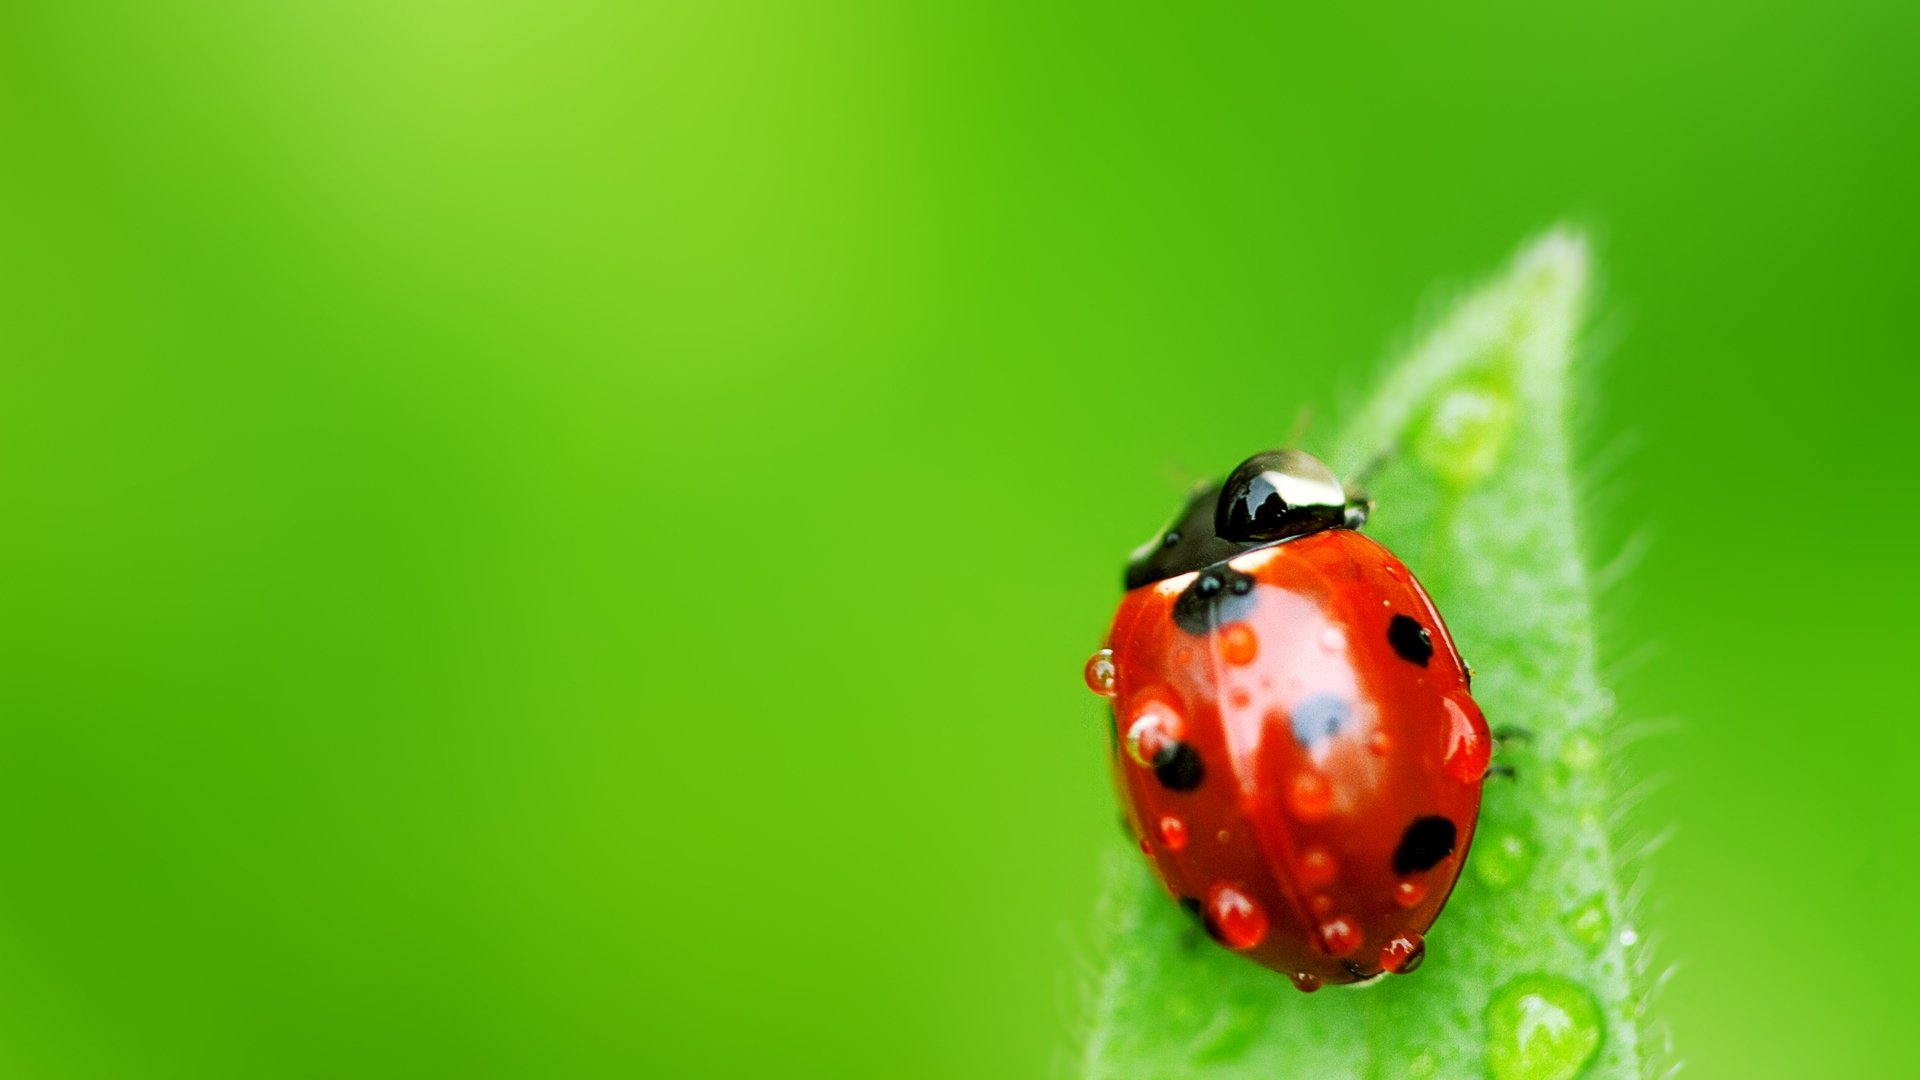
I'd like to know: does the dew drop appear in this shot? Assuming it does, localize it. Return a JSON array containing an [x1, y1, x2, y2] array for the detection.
[[1298, 847, 1338, 889], [1564, 894, 1609, 953], [1561, 731, 1600, 773], [1159, 815, 1189, 852], [1393, 878, 1428, 908], [1083, 648, 1117, 697], [1368, 729, 1392, 757], [1414, 383, 1515, 490], [1486, 974, 1604, 1080], [1619, 927, 1639, 948], [1139, 836, 1152, 855], [1310, 894, 1335, 917], [1474, 830, 1537, 890], [1206, 884, 1269, 949], [1289, 972, 1322, 994], [1286, 771, 1332, 822], [1442, 692, 1491, 784], [1123, 700, 1185, 768], [1218, 622, 1259, 665], [1380, 932, 1426, 974], [1216, 828, 1230, 844], [1317, 916, 1361, 958], [1319, 625, 1347, 652]]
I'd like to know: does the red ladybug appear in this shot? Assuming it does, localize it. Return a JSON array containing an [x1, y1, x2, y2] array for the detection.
[[1084, 450, 1490, 992]]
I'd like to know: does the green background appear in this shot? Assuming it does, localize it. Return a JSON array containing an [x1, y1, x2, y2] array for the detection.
[[1, 3, 1913, 1077]]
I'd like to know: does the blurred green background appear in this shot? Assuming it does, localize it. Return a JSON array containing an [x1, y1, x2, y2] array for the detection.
[[1, 2, 1914, 1077]]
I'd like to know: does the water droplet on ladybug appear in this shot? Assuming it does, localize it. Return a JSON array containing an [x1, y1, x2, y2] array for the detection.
[[1289, 972, 1322, 994], [1138, 836, 1152, 855], [1442, 692, 1491, 783], [1486, 975, 1604, 1080], [1206, 884, 1268, 950], [1309, 894, 1335, 917], [1158, 815, 1188, 852], [1368, 729, 1392, 757], [1299, 847, 1338, 889], [1318, 916, 1361, 958], [1286, 770, 1332, 822], [1123, 700, 1185, 768], [1319, 625, 1346, 652], [1394, 879, 1428, 908], [1084, 649, 1117, 697], [1474, 830, 1537, 890], [1380, 932, 1426, 974], [1218, 622, 1259, 665]]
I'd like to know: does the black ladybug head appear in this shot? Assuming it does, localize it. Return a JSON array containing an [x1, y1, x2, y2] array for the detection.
[[1123, 450, 1360, 591]]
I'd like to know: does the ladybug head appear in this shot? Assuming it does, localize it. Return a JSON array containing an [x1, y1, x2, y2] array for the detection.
[[1216, 450, 1359, 542], [1124, 450, 1367, 591]]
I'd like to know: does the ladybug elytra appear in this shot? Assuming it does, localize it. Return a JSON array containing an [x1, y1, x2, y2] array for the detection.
[[1086, 449, 1490, 991]]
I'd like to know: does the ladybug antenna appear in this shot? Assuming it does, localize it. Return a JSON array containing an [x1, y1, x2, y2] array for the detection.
[[1283, 405, 1314, 449], [1341, 445, 1396, 530]]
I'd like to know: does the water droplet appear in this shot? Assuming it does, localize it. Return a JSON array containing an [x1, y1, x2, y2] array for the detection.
[[1319, 625, 1346, 652], [1083, 648, 1117, 697], [1216, 829, 1230, 844], [1317, 916, 1361, 958], [1206, 884, 1269, 949], [1474, 830, 1537, 890], [1369, 729, 1392, 757], [1310, 893, 1335, 917], [1442, 692, 1491, 784], [1561, 731, 1600, 773], [1138, 836, 1152, 855], [1218, 622, 1259, 665], [1298, 847, 1338, 889], [1159, 815, 1189, 852], [1393, 879, 1427, 908], [1486, 974, 1604, 1080], [1619, 927, 1639, 948], [1380, 932, 1426, 974], [1414, 383, 1515, 490], [1565, 894, 1609, 953], [1289, 972, 1322, 993], [1287, 771, 1332, 822], [1124, 700, 1185, 768]]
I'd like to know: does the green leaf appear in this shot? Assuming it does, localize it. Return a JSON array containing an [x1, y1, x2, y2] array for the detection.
[[1078, 231, 1657, 1079]]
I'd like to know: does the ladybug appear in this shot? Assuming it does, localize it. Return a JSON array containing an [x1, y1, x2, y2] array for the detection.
[[1084, 449, 1490, 992]]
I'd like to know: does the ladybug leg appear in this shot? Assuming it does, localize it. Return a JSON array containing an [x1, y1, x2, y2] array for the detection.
[[1487, 763, 1518, 781]]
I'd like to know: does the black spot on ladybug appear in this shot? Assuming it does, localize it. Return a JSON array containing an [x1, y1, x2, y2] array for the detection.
[[1288, 693, 1351, 748], [1392, 816, 1458, 874], [1179, 896, 1226, 944], [1172, 566, 1257, 635], [1153, 741, 1205, 791], [1388, 613, 1433, 667]]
